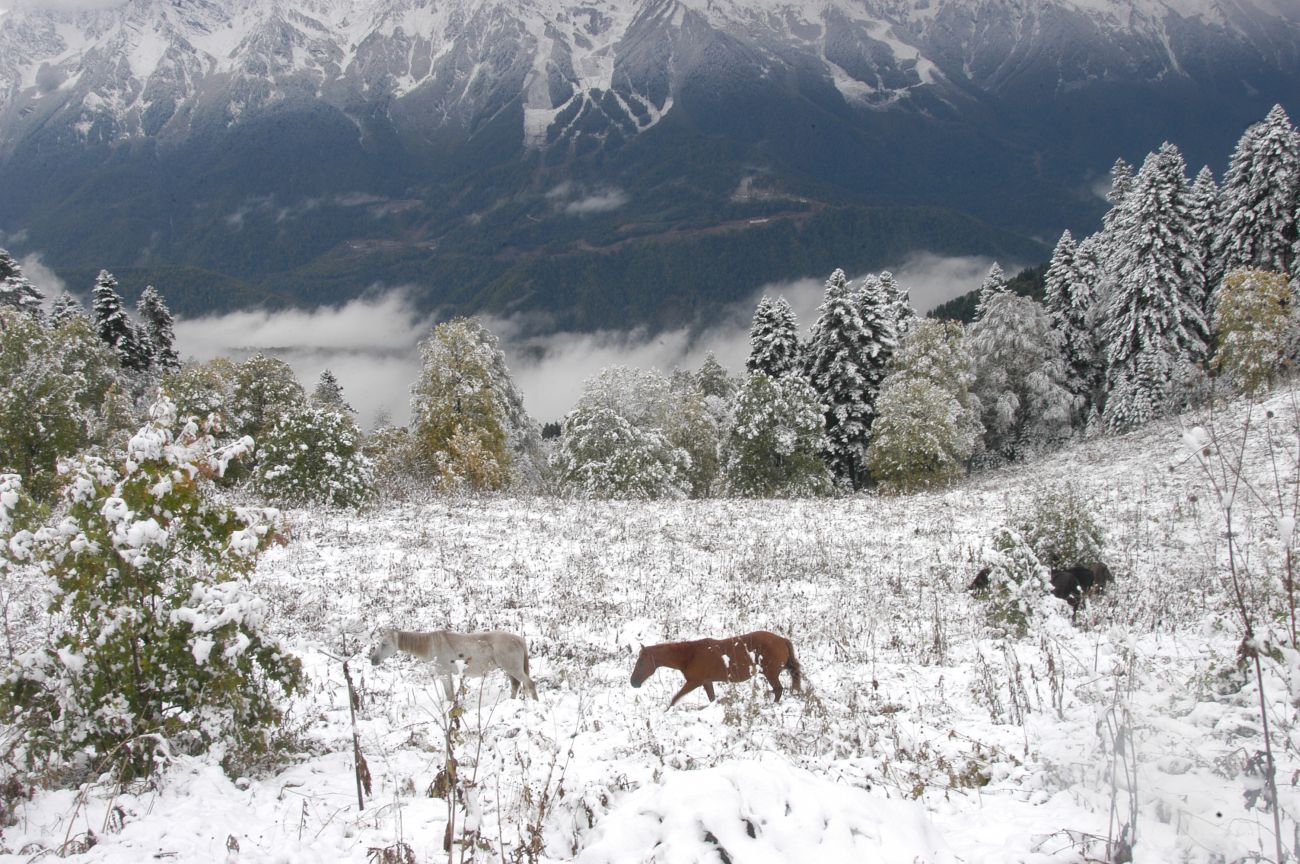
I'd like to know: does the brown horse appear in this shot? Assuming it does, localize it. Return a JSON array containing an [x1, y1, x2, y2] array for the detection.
[[630, 630, 802, 708]]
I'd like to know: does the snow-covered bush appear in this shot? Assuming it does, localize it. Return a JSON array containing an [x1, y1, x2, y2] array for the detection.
[[254, 406, 374, 507], [1, 398, 303, 781], [229, 353, 307, 441], [867, 320, 982, 492], [968, 289, 1077, 459], [161, 358, 237, 430], [720, 371, 832, 497], [1010, 485, 1106, 570], [1212, 270, 1294, 394], [0, 308, 133, 501], [972, 528, 1053, 637], [552, 403, 690, 500]]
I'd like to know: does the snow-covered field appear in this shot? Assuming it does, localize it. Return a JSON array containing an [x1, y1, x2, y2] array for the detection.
[[3, 394, 1296, 863]]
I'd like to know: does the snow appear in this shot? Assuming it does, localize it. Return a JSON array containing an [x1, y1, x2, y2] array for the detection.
[[2, 387, 1297, 861]]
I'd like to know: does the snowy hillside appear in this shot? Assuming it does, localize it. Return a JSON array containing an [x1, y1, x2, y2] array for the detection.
[[0, 386, 1294, 862]]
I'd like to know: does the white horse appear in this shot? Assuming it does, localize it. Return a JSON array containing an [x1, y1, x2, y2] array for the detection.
[[369, 628, 538, 699]]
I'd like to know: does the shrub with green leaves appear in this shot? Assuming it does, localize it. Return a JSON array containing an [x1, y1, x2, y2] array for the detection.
[[1, 398, 303, 781], [254, 406, 374, 507], [1010, 485, 1105, 570], [720, 371, 832, 497], [973, 527, 1053, 637], [1212, 269, 1293, 394]]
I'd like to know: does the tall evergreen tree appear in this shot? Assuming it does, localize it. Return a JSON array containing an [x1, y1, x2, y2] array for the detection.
[[312, 368, 353, 412], [804, 268, 895, 488], [746, 295, 800, 378], [1188, 166, 1220, 307], [0, 249, 43, 317], [875, 271, 916, 334], [91, 270, 149, 372], [974, 263, 1008, 320], [1214, 104, 1300, 280], [1043, 230, 1101, 405], [137, 285, 180, 374], [1102, 143, 1208, 431], [50, 294, 85, 327]]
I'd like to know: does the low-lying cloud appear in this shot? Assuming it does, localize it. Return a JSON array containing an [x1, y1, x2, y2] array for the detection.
[[76, 251, 1011, 430], [174, 292, 434, 430]]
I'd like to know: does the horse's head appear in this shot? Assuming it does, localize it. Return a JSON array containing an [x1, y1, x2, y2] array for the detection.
[[369, 630, 398, 666], [630, 644, 655, 688]]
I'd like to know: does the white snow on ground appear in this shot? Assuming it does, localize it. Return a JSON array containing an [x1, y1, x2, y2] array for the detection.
[[2, 391, 1298, 861]]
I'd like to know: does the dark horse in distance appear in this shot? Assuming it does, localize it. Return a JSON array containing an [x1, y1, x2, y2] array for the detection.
[[630, 630, 802, 708]]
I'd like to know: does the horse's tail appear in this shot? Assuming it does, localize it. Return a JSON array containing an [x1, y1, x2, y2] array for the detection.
[[785, 638, 802, 693]]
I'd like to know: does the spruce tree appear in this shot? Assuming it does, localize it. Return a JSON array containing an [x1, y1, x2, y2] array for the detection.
[[312, 369, 353, 412], [137, 285, 180, 374], [0, 249, 43, 317], [92, 271, 149, 372], [1188, 166, 1220, 307], [746, 295, 800, 378], [1215, 104, 1300, 280], [804, 268, 895, 488], [1102, 143, 1208, 431], [50, 295, 84, 327], [974, 263, 1008, 319], [1044, 230, 1101, 406], [875, 271, 915, 334]]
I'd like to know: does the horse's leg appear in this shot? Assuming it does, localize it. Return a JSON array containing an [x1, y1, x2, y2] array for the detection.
[[668, 679, 703, 708], [442, 674, 456, 700], [764, 668, 784, 702], [703, 681, 716, 701], [509, 676, 520, 699]]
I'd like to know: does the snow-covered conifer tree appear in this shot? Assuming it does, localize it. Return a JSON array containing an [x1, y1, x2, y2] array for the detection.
[[0, 249, 43, 317], [1044, 231, 1102, 407], [875, 271, 915, 335], [1102, 143, 1208, 431], [720, 371, 831, 497], [969, 292, 1076, 458], [974, 263, 1007, 320], [804, 268, 895, 487], [746, 295, 800, 378], [50, 294, 84, 327], [137, 285, 180, 374], [1214, 105, 1299, 280], [91, 270, 149, 372], [312, 369, 353, 412], [1188, 166, 1220, 304]]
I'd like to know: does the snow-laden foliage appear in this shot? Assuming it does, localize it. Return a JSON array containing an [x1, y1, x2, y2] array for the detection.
[[971, 527, 1057, 638], [49, 294, 84, 327], [311, 369, 352, 413], [162, 358, 238, 432], [973, 263, 1007, 320], [746, 296, 800, 378], [1212, 270, 1295, 394], [1044, 231, 1103, 409], [136, 285, 180, 374], [720, 371, 831, 497], [874, 271, 916, 335], [552, 403, 690, 500], [968, 291, 1076, 459], [1102, 143, 1209, 432], [0, 249, 43, 318], [0, 398, 302, 780], [553, 366, 704, 499], [1009, 485, 1105, 570], [0, 309, 133, 501], [804, 269, 897, 488], [91, 270, 150, 373], [411, 317, 538, 493], [230, 353, 307, 442], [1188, 165, 1220, 302], [867, 320, 982, 491], [254, 405, 374, 508], [1214, 104, 1299, 280]]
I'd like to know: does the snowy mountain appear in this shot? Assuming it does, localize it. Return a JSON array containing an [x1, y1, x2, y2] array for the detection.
[[0, 0, 1297, 324]]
